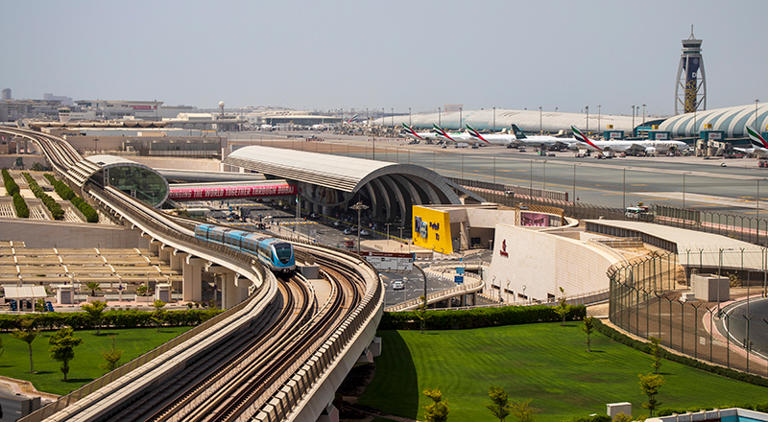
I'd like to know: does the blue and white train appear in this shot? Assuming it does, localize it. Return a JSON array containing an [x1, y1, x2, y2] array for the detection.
[[194, 224, 295, 273]]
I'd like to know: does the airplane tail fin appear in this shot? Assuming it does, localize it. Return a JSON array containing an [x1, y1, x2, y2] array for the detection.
[[747, 125, 768, 149], [510, 124, 527, 139], [571, 125, 602, 151], [465, 124, 489, 143]]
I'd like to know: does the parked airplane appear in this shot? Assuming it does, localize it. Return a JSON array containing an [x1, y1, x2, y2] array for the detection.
[[570, 126, 689, 155], [465, 125, 517, 146], [509, 125, 577, 150], [343, 114, 360, 125], [734, 125, 768, 156], [433, 124, 486, 147], [401, 123, 441, 143]]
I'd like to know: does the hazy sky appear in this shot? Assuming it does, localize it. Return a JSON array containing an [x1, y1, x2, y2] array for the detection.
[[2, 0, 766, 116]]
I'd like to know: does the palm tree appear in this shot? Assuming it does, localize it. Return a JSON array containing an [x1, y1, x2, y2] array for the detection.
[[85, 282, 101, 297], [81, 301, 108, 335], [11, 320, 38, 373]]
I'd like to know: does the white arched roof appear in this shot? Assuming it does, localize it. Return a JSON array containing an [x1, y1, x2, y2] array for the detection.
[[658, 103, 768, 137]]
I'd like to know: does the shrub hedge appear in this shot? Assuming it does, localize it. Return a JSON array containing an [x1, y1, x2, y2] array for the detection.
[[594, 319, 768, 389], [12, 192, 29, 218], [569, 415, 611, 422], [658, 401, 768, 416], [0, 308, 223, 331], [2, 168, 19, 196], [23, 172, 64, 219], [44, 173, 99, 222], [380, 305, 586, 330]]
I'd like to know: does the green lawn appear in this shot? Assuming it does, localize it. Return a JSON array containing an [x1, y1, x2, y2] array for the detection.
[[359, 323, 768, 421], [0, 327, 191, 395]]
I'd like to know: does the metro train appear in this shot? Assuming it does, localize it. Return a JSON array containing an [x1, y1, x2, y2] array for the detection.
[[194, 224, 295, 273]]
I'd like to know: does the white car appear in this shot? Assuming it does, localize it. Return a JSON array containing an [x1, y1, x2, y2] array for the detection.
[[391, 280, 404, 290]]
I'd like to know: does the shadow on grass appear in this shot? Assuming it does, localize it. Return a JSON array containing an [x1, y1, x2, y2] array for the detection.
[[362, 331, 419, 419], [389, 331, 418, 419], [588, 350, 606, 353], [64, 378, 94, 383]]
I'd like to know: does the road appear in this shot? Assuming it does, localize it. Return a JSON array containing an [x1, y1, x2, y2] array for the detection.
[[721, 297, 768, 360]]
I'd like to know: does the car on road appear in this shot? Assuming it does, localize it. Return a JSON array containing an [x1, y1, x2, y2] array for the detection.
[[343, 227, 356, 235], [360, 229, 371, 236], [391, 280, 404, 290]]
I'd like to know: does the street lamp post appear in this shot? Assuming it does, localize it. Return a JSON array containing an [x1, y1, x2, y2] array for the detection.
[[493, 106, 496, 131], [642, 104, 646, 125], [409, 107, 412, 126], [538, 106, 543, 134], [350, 201, 369, 255], [631, 105, 636, 131], [459, 106, 463, 129], [598, 104, 601, 134], [585, 105, 589, 133], [438, 107, 442, 126]]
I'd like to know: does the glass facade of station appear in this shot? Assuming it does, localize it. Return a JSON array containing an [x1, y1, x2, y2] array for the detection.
[[90, 165, 169, 207]]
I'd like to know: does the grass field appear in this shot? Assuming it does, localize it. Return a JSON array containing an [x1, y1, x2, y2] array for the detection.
[[359, 323, 768, 421], [0, 327, 191, 395]]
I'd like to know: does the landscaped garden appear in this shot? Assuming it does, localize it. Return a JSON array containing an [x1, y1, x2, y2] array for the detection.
[[359, 322, 768, 421], [0, 326, 191, 395]]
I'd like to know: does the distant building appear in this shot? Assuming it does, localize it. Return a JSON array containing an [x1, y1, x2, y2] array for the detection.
[[43, 93, 73, 106], [0, 99, 61, 122], [1, 88, 11, 100], [74, 99, 163, 120]]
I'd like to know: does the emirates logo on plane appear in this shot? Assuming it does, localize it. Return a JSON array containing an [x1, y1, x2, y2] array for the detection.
[[499, 239, 509, 257]]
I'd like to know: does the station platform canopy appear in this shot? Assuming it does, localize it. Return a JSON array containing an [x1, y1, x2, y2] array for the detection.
[[223, 146, 466, 223], [67, 154, 169, 207]]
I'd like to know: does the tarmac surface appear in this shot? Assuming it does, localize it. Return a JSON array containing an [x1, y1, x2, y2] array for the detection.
[[228, 131, 768, 216]]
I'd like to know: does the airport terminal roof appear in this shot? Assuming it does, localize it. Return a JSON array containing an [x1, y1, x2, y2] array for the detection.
[[224, 145, 459, 198], [586, 219, 763, 271], [376, 108, 646, 133], [658, 103, 768, 138]]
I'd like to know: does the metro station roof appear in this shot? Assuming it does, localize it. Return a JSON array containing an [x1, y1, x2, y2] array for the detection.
[[224, 145, 459, 200], [67, 154, 170, 207], [658, 103, 768, 137]]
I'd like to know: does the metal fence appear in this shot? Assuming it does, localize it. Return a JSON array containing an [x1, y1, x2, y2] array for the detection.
[[451, 177, 768, 247], [608, 251, 768, 377]]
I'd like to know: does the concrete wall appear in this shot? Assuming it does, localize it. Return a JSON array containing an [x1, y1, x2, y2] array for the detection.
[[0, 219, 148, 248], [486, 224, 619, 303]]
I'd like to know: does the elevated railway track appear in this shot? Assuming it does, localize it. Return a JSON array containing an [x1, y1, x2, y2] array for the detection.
[[0, 126, 383, 422]]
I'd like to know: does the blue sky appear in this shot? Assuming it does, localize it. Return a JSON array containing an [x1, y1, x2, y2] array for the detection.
[[1, 0, 766, 116]]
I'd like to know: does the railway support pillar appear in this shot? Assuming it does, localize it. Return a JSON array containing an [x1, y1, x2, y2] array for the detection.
[[209, 266, 247, 309], [170, 250, 185, 271], [316, 402, 339, 422], [182, 256, 205, 302], [149, 239, 162, 255], [159, 244, 172, 264], [460, 294, 467, 307]]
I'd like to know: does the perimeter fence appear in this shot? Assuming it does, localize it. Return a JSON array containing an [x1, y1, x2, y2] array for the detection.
[[608, 249, 768, 378], [450, 176, 768, 247]]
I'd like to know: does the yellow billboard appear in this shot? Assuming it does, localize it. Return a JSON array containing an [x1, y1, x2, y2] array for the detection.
[[412, 205, 453, 254]]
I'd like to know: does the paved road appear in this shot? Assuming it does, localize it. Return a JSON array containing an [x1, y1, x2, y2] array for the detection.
[[721, 297, 768, 359]]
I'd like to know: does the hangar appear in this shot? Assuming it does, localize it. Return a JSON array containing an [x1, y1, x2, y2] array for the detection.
[[223, 145, 472, 224]]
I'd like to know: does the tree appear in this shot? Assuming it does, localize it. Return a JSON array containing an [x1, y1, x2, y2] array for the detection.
[[100, 335, 123, 372], [423, 388, 449, 422], [648, 337, 662, 374], [614, 413, 634, 422], [11, 319, 38, 373], [49, 327, 83, 381], [84, 282, 101, 297], [487, 386, 511, 421], [509, 399, 536, 422], [152, 300, 166, 332], [553, 287, 569, 325], [638, 373, 664, 417], [582, 316, 596, 352], [136, 284, 148, 296], [81, 301, 108, 335]]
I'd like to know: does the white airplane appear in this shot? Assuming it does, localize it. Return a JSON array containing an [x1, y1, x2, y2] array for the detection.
[[401, 123, 441, 143], [343, 114, 360, 125], [433, 124, 486, 147], [509, 124, 577, 150], [465, 125, 517, 147], [570, 126, 689, 155], [734, 125, 768, 156]]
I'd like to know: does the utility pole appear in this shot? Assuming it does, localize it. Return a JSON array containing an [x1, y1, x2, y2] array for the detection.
[[622, 168, 627, 209], [493, 106, 496, 131], [459, 106, 463, 129], [538, 106, 543, 134], [585, 105, 589, 133], [409, 107, 412, 126], [598, 104, 601, 134], [438, 107, 441, 126], [351, 201, 369, 255]]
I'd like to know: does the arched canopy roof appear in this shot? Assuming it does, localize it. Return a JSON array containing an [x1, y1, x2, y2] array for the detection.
[[658, 103, 768, 137], [68, 154, 169, 207], [224, 146, 460, 202]]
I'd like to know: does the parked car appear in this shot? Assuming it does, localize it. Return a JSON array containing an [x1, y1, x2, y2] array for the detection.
[[360, 229, 371, 236], [391, 280, 404, 290]]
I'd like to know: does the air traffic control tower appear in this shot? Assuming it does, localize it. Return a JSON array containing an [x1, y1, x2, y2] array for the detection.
[[675, 26, 707, 115]]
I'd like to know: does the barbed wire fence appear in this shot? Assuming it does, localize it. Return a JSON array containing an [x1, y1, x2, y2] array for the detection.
[[608, 248, 768, 377]]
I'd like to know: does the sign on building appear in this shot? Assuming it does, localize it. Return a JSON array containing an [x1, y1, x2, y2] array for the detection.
[[360, 251, 414, 271]]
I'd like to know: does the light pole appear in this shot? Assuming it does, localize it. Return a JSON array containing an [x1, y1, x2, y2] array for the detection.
[[438, 107, 441, 126], [682, 173, 686, 208], [642, 104, 646, 125], [459, 106, 463, 129], [493, 106, 496, 131], [391, 107, 394, 127], [598, 104, 601, 134], [622, 168, 627, 209], [631, 105, 636, 132], [538, 106, 543, 134], [409, 107, 412, 126], [351, 201, 369, 255], [529, 159, 533, 199], [585, 105, 589, 133], [572, 163, 577, 207]]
